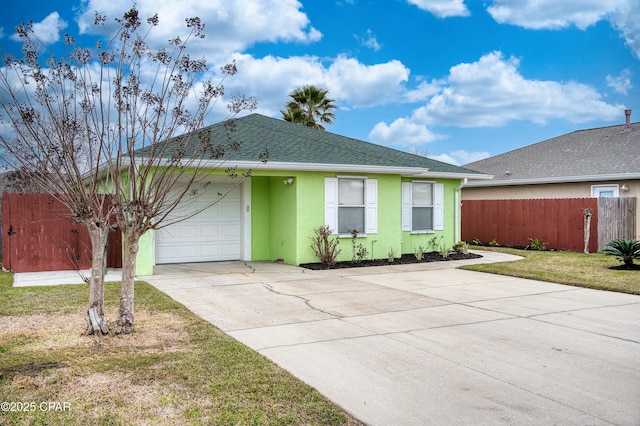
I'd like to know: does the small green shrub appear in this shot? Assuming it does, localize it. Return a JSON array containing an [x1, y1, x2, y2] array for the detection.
[[603, 239, 640, 267], [387, 247, 397, 263], [439, 244, 452, 258], [349, 229, 368, 263], [489, 238, 500, 247], [310, 225, 341, 267], [414, 245, 425, 261], [472, 238, 482, 245], [427, 235, 443, 252], [453, 241, 469, 254], [528, 237, 547, 251]]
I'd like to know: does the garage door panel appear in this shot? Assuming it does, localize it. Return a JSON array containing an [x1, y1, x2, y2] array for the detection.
[[201, 224, 221, 238], [221, 223, 240, 237], [178, 224, 200, 239], [156, 184, 242, 264], [222, 243, 241, 257], [178, 245, 200, 259]]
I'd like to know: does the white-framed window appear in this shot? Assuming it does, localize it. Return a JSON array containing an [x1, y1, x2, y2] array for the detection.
[[402, 181, 444, 232], [325, 177, 377, 235], [591, 184, 619, 198]]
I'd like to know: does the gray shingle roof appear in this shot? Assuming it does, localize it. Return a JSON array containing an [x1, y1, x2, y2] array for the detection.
[[465, 121, 640, 182], [148, 114, 482, 176]]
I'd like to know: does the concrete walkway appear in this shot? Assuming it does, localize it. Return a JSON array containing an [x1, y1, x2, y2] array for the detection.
[[140, 251, 640, 425]]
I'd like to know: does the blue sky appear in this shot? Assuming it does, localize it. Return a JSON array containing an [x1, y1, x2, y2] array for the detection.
[[1, 0, 638, 165]]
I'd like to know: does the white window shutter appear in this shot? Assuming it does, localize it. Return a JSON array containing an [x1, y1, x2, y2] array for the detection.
[[401, 182, 412, 231], [434, 183, 444, 231], [324, 178, 338, 233], [365, 179, 378, 234]]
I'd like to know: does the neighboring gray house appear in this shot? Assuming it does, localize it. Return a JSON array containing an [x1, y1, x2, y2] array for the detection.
[[462, 110, 639, 240]]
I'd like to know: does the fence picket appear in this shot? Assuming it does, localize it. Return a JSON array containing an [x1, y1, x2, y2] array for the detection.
[[2, 193, 122, 272], [462, 198, 600, 252]]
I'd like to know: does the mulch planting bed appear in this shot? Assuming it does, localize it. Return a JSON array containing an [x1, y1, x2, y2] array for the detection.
[[300, 252, 482, 270]]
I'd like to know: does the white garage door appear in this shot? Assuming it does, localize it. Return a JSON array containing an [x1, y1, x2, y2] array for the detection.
[[155, 183, 242, 264]]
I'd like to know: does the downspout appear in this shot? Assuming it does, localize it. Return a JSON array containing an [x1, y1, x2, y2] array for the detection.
[[454, 178, 468, 242]]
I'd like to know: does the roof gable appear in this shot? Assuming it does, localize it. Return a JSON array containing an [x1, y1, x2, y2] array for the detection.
[[145, 114, 482, 176], [465, 121, 640, 182]]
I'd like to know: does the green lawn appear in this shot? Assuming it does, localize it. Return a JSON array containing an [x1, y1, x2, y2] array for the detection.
[[463, 246, 640, 295], [0, 272, 361, 426]]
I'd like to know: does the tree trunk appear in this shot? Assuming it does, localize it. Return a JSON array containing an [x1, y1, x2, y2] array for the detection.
[[115, 226, 139, 334], [582, 208, 593, 254], [86, 223, 110, 335]]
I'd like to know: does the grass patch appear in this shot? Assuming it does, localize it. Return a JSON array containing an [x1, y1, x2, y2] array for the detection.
[[0, 273, 361, 425], [463, 246, 640, 295]]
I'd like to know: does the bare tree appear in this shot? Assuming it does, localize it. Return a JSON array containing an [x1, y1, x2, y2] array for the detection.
[[0, 24, 116, 335], [94, 8, 262, 334], [408, 146, 431, 158], [0, 7, 263, 335]]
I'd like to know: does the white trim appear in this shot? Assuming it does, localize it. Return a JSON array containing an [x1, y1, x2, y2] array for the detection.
[[402, 181, 443, 232], [401, 182, 412, 231], [433, 183, 444, 231], [324, 177, 338, 233], [126, 157, 491, 180], [454, 178, 468, 242], [365, 179, 378, 234], [464, 173, 640, 187], [325, 177, 378, 235], [242, 178, 252, 260], [591, 184, 619, 198], [337, 175, 368, 179]]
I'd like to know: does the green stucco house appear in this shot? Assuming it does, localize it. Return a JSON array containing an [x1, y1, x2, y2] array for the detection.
[[135, 114, 490, 275]]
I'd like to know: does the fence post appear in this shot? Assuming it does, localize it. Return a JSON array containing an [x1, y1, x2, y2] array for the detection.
[[581, 208, 593, 254]]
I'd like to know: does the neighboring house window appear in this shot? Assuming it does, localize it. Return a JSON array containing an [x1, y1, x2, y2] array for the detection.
[[591, 184, 619, 198], [402, 181, 444, 232], [325, 177, 377, 235]]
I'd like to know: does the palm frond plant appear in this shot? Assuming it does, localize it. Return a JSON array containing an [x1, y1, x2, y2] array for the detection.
[[602, 239, 640, 267]]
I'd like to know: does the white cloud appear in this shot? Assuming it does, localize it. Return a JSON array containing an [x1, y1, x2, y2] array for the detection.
[[407, 0, 470, 18], [486, 0, 640, 58], [487, 0, 613, 30], [222, 54, 325, 117], [606, 69, 633, 95], [413, 51, 624, 127], [10, 12, 67, 45], [369, 118, 446, 146], [222, 54, 412, 117], [357, 29, 382, 51], [367, 51, 624, 147], [609, 1, 640, 59], [403, 79, 443, 102], [325, 56, 410, 107], [76, 0, 321, 62], [429, 150, 491, 166]]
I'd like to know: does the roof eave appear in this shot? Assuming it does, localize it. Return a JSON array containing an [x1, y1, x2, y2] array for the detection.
[[465, 172, 640, 187], [128, 157, 492, 180], [197, 160, 493, 180]]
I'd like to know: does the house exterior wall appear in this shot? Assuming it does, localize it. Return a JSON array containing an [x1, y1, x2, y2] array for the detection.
[[251, 172, 405, 265], [462, 179, 640, 240], [251, 171, 461, 265], [136, 170, 464, 274]]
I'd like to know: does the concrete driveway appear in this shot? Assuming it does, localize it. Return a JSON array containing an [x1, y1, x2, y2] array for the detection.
[[141, 251, 640, 426]]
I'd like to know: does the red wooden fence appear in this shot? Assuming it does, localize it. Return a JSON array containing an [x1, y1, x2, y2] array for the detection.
[[462, 198, 599, 253], [2, 193, 122, 272]]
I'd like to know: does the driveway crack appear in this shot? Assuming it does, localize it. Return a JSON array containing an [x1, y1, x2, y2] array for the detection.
[[262, 283, 340, 318]]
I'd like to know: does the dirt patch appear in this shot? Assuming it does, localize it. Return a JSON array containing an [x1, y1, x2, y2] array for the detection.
[[300, 251, 482, 270]]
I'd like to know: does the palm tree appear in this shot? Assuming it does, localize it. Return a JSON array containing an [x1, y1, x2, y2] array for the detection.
[[281, 85, 337, 130]]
